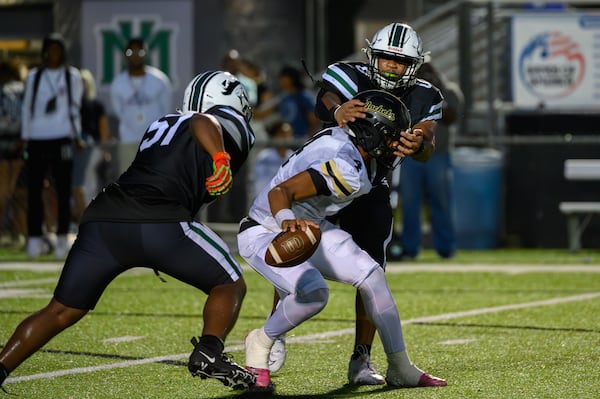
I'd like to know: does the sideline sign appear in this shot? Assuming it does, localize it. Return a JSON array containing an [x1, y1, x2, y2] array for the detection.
[[512, 13, 600, 109]]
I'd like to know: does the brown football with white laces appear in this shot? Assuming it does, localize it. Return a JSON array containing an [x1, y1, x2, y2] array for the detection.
[[265, 225, 321, 267]]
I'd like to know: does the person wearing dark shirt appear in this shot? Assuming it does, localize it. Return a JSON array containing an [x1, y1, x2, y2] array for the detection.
[[277, 65, 320, 139], [0, 71, 256, 392], [399, 58, 464, 259]]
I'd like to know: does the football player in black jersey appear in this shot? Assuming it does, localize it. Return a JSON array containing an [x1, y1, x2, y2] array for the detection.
[[0, 71, 257, 392], [268, 23, 447, 388]]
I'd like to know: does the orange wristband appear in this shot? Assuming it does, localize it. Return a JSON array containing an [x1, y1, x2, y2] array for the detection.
[[212, 151, 231, 164]]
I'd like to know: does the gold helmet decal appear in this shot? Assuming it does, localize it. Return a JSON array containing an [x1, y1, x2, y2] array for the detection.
[[363, 99, 396, 121]]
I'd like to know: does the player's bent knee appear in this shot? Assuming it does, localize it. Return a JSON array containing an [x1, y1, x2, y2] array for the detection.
[[298, 287, 329, 316], [48, 299, 88, 328]]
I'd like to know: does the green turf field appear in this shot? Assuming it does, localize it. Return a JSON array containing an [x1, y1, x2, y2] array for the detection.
[[1, 249, 599, 398]]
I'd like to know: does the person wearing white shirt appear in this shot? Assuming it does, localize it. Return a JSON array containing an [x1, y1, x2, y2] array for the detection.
[[21, 33, 83, 259], [110, 38, 172, 174]]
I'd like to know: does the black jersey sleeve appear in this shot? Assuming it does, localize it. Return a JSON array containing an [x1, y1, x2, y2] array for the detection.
[[402, 79, 444, 125], [207, 105, 256, 173], [315, 62, 370, 123]]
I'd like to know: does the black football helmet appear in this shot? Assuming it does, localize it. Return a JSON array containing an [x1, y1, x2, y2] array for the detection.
[[345, 89, 411, 159]]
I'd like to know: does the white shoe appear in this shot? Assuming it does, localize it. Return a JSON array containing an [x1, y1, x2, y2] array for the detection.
[[26, 237, 43, 258], [54, 235, 70, 259], [348, 353, 385, 385], [268, 336, 287, 373]]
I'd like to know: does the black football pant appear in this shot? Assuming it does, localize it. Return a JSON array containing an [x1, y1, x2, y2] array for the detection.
[[26, 138, 73, 236], [335, 184, 393, 266]]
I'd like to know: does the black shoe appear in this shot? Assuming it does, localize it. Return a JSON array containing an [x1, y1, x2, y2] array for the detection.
[[0, 364, 9, 394], [188, 337, 256, 390]]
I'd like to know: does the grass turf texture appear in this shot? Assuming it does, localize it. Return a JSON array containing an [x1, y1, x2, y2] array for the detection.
[[0, 249, 599, 398]]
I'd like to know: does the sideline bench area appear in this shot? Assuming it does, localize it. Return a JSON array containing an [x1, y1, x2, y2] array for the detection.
[[559, 159, 600, 252]]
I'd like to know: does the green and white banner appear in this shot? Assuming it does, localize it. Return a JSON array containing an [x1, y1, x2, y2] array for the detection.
[[81, 0, 193, 114]]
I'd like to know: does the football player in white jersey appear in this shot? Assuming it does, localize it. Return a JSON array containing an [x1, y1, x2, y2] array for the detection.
[[238, 90, 445, 393], [0, 71, 256, 393], [267, 23, 447, 388]]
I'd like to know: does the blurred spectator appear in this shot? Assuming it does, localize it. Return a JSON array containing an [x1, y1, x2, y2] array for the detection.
[[0, 60, 25, 246], [277, 65, 320, 139], [110, 37, 172, 175], [72, 69, 110, 223], [398, 57, 464, 259], [239, 58, 276, 142], [248, 120, 294, 202], [21, 33, 83, 259], [223, 49, 258, 106], [239, 58, 275, 120]]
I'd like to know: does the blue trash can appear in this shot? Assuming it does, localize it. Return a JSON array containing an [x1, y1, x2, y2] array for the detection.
[[451, 147, 503, 249]]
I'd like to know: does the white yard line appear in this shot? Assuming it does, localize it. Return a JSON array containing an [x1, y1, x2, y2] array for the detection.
[[384, 264, 600, 274], [102, 336, 145, 344], [0, 263, 64, 272], [0, 289, 48, 299], [5, 291, 599, 384], [0, 278, 57, 288]]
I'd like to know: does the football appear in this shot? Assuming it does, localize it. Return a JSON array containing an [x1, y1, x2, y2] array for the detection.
[[265, 225, 322, 267]]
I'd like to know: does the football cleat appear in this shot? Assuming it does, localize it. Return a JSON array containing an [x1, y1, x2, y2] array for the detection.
[[348, 352, 385, 385], [386, 369, 447, 388], [417, 372, 448, 387], [0, 365, 8, 394], [188, 337, 255, 390], [246, 366, 275, 394], [268, 336, 287, 373]]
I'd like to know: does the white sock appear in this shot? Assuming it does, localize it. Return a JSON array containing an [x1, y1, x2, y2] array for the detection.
[[245, 327, 274, 369], [386, 350, 424, 386]]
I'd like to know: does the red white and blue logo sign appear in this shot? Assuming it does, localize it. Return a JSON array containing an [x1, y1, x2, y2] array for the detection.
[[518, 31, 585, 100]]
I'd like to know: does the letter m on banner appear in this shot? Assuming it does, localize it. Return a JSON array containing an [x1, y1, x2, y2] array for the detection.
[[97, 15, 176, 84]]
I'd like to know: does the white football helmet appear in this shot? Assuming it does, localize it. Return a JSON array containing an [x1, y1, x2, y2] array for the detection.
[[181, 70, 252, 122], [364, 23, 425, 91]]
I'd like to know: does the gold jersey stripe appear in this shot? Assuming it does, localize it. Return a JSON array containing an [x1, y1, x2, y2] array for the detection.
[[320, 160, 353, 197]]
